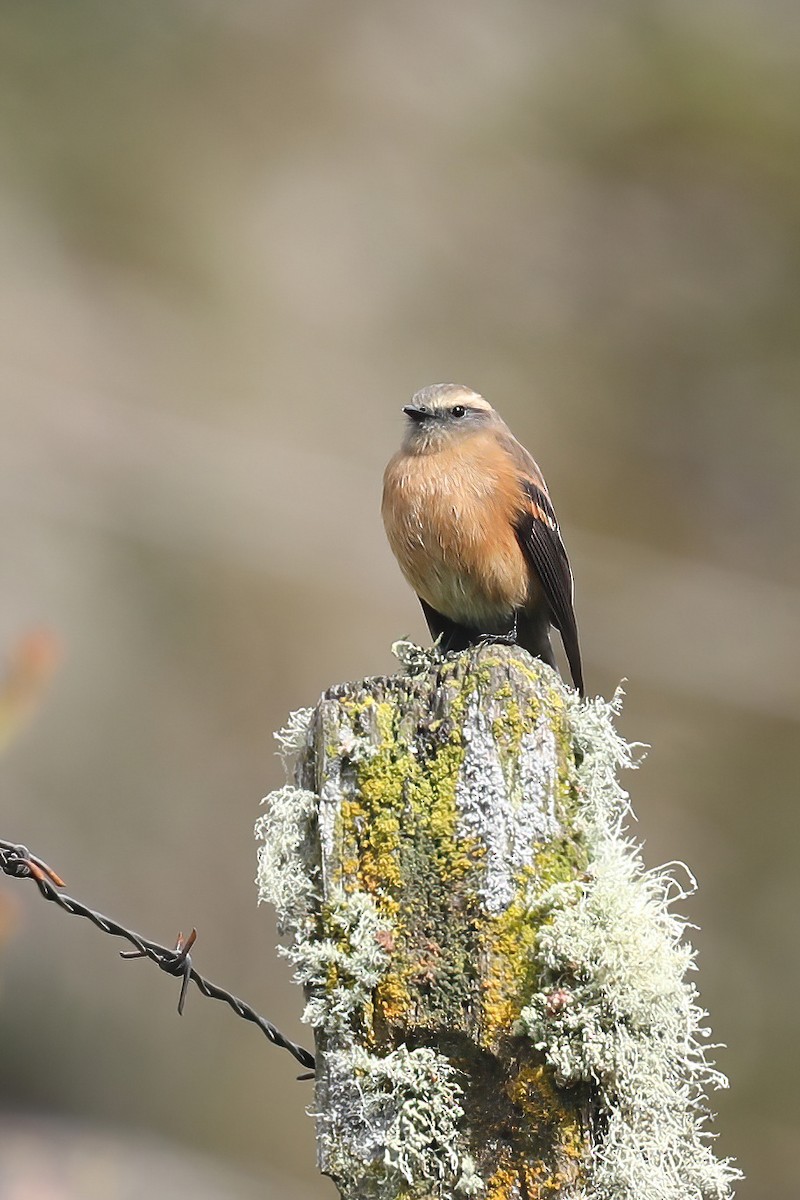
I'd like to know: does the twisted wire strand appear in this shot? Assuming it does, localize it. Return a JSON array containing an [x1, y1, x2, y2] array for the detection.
[[0, 837, 315, 1074]]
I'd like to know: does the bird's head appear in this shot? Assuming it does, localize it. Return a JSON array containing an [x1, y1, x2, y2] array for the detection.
[[401, 383, 500, 453]]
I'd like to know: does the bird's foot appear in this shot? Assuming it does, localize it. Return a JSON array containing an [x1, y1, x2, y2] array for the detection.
[[476, 612, 519, 648], [475, 631, 519, 648]]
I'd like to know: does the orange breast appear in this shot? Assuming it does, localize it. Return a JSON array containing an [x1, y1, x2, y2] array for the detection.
[[382, 435, 532, 628]]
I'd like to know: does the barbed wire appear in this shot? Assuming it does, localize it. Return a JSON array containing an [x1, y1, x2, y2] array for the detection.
[[0, 837, 315, 1076]]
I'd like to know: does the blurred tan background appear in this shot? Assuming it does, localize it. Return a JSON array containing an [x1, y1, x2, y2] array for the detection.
[[0, 1, 797, 1196]]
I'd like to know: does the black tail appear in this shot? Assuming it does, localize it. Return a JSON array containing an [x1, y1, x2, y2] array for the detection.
[[556, 610, 584, 696], [519, 608, 584, 696]]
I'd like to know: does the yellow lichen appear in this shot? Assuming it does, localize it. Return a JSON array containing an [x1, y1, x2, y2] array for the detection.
[[482, 890, 541, 1044], [484, 1164, 519, 1200], [373, 969, 412, 1028]]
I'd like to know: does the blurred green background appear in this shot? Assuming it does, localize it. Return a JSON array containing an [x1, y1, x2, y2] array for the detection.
[[0, 2, 797, 1196]]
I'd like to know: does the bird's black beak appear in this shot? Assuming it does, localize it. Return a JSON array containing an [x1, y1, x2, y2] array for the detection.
[[403, 404, 429, 423]]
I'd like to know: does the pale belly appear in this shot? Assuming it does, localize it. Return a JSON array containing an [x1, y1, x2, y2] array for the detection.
[[383, 465, 531, 628], [407, 550, 521, 629]]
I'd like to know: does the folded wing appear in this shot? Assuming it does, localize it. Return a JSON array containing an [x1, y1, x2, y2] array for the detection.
[[500, 432, 583, 696]]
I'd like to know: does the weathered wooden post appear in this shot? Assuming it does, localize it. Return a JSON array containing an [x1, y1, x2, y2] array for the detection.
[[257, 644, 739, 1200]]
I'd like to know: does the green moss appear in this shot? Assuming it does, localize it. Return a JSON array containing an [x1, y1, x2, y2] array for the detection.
[[330, 684, 487, 1032]]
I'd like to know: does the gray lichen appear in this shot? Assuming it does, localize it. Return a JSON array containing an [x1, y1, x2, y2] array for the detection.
[[456, 691, 561, 912], [320, 1044, 484, 1198]]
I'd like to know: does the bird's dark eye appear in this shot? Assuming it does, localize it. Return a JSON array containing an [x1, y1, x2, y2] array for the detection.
[[452, 405, 466, 418]]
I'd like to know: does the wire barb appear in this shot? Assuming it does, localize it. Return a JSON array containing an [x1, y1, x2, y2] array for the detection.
[[0, 837, 315, 1073]]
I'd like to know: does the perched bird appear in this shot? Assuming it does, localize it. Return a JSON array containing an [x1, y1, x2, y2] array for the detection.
[[382, 383, 584, 695]]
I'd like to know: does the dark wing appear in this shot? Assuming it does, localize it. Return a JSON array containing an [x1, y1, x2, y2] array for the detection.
[[514, 477, 584, 696]]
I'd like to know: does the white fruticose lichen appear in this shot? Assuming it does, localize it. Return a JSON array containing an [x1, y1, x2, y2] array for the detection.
[[320, 1044, 484, 1198], [257, 706, 318, 932], [391, 637, 443, 674], [274, 705, 315, 761], [255, 783, 318, 935], [457, 693, 561, 912], [289, 885, 391, 1033], [520, 691, 741, 1200]]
